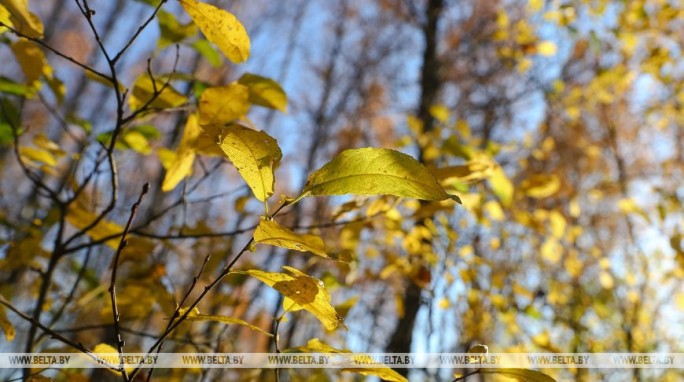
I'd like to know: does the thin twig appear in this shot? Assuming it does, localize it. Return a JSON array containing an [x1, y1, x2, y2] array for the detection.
[[128, 200, 294, 380], [0, 297, 123, 373], [109, 183, 150, 382], [112, 0, 168, 64], [145, 253, 212, 382], [0, 21, 111, 81]]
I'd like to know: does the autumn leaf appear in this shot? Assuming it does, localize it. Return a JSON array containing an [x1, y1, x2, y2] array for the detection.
[[0, 306, 15, 342], [237, 73, 287, 112], [161, 114, 201, 191], [0, 0, 43, 38], [254, 219, 329, 258], [179, 0, 250, 63], [217, 124, 282, 202], [128, 75, 187, 111], [299, 148, 460, 202], [179, 307, 272, 336], [489, 165, 514, 207], [286, 338, 407, 382], [481, 368, 557, 382], [235, 267, 343, 330], [198, 84, 250, 126]]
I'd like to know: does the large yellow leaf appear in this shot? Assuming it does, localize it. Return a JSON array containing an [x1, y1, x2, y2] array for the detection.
[[162, 114, 201, 191], [179, 307, 272, 336], [217, 124, 281, 202], [179, 0, 250, 63], [481, 368, 557, 382], [128, 76, 187, 111], [238, 73, 287, 112], [0, 0, 43, 38], [0, 306, 15, 342], [198, 83, 250, 126], [235, 267, 343, 330], [254, 219, 328, 258], [300, 148, 458, 202]]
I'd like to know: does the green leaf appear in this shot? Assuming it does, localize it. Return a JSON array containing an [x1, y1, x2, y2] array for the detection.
[[179, 0, 250, 63], [254, 219, 328, 258], [217, 124, 281, 202], [300, 148, 458, 202], [128, 75, 187, 111], [237, 73, 287, 112], [157, 9, 197, 48], [0, 76, 33, 96], [0, 98, 20, 145], [481, 369, 557, 382], [235, 267, 344, 330], [179, 307, 272, 336], [198, 83, 250, 125], [191, 39, 221, 67]]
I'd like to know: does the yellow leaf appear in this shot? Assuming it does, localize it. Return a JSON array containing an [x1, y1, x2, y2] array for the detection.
[[675, 293, 684, 310], [19, 146, 56, 166], [121, 130, 151, 155], [217, 124, 281, 202], [537, 40, 558, 56], [300, 148, 459, 202], [1, 0, 43, 38], [198, 84, 250, 126], [128, 76, 187, 111], [179, 307, 272, 336], [343, 368, 407, 382], [0, 4, 13, 34], [484, 200, 505, 221], [482, 368, 557, 382], [617, 198, 650, 223], [179, 0, 250, 63], [489, 165, 513, 207], [93, 343, 132, 373], [10, 39, 50, 86], [429, 104, 449, 123], [254, 219, 329, 258], [238, 73, 287, 112], [0, 306, 15, 341], [435, 160, 494, 183], [541, 237, 562, 264], [65, 203, 122, 249], [522, 174, 560, 198], [285, 339, 408, 382], [599, 272, 614, 289], [162, 114, 201, 191], [549, 210, 566, 238], [236, 267, 344, 331]]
